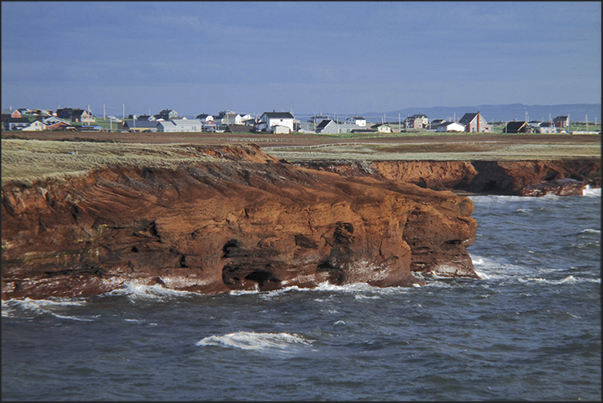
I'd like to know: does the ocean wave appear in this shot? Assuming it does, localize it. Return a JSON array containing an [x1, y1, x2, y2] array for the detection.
[[1, 297, 92, 321], [517, 275, 600, 285], [196, 331, 314, 353], [469, 254, 600, 286], [105, 282, 197, 301], [232, 281, 413, 299], [583, 186, 601, 197]]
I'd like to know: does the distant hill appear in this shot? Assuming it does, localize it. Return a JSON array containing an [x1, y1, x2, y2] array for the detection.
[[364, 104, 601, 123]]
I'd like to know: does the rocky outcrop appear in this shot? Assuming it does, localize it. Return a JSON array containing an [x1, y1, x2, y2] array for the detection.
[[1, 145, 477, 300], [295, 159, 601, 195], [518, 178, 586, 197]]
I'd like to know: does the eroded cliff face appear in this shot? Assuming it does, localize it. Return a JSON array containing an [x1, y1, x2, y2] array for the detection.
[[1, 146, 477, 300], [296, 159, 601, 195]]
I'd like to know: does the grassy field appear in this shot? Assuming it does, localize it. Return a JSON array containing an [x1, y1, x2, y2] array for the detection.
[[1, 139, 219, 184], [2, 131, 600, 184]]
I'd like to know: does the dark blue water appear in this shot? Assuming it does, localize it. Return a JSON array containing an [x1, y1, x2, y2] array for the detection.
[[2, 188, 600, 401]]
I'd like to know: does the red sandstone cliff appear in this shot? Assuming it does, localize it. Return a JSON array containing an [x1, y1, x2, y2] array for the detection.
[[1, 145, 477, 300], [295, 159, 601, 195]]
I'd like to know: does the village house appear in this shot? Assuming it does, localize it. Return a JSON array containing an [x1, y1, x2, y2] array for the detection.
[[55, 107, 96, 123], [39, 116, 73, 131], [221, 113, 242, 126], [553, 116, 569, 128], [4, 117, 31, 130], [315, 119, 339, 134], [405, 114, 429, 129], [157, 118, 203, 133], [315, 119, 364, 134], [537, 122, 557, 134], [154, 109, 179, 121], [71, 109, 96, 124], [196, 114, 214, 123], [345, 116, 367, 127], [256, 111, 295, 133], [428, 119, 447, 130], [21, 120, 46, 131], [436, 122, 466, 132], [371, 123, 392, 133], [122, 119, 159, 132], [43, 116, 69, 126], [458, 112, 491, 133], [503, 121, 532, 133], [1, 108, 26, 119]]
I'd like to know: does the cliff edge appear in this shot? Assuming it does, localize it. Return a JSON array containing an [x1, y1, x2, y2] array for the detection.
[[1, 145, 477, 300], [295, 159, 601, 196]]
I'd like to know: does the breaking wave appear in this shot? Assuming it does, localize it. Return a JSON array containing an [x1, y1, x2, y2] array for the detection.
[[582, 186, 601, 197], [1, 297, 92, 321], [196, 331, 314, 353], [105, 282, 197, 302]]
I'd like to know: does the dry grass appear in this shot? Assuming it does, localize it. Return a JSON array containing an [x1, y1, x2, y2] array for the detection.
[[2, 133, 600, 184], [1, 139, 219, 184], [266, 140, 601, 162]]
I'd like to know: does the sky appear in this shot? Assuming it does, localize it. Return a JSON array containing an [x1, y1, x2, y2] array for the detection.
[[1, 1, 601, 118]]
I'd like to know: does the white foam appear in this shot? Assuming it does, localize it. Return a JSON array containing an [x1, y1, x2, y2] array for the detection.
[[232, 281, 412, 299], [106, 282, 196, 301], [518, 275, 577, 285], [354, 294, 381, 300], [583, 186, 601, 197], [196, 331, 313, 353], [1, 297, 91, 320]]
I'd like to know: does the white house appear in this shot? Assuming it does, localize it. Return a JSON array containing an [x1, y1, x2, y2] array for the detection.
[[157, 118, 203, 132], [222, 113, 242, 125], [316, 119, 363, 134], [43, 116, 70, 126], [257, 112, 295, 132], [372, 124, 392, 134], [22, 120, 46, 131], [345, 116, 367, 127], [272, 125, 290, 134], [436, 122, 466, 132]]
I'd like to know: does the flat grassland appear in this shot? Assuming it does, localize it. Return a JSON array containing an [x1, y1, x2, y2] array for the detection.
[[2, 131, 600, 183]]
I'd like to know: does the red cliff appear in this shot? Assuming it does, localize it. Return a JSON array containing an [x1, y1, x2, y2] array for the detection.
[[295, 159, 601, 195], [1, 145, 477, 300]]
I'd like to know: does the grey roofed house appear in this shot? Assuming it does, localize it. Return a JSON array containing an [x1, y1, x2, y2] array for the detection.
[[43, 116, 70, 125], [315, 119, 338, 134], [156, 109, 179, 120], [315, 119, 362, 134], [157, 118, 203, 132], [458, 111, 491, 132], [262, 112, 294, 119], [122, 119, 159, 131], [5, 117, 31, 130], [458, 112, 478, 125], [503, 121, 529, 133]]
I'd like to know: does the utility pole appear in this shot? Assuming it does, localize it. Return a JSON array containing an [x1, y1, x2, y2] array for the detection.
[[123, 104, 125, 120], [586, 115, 588, 131], [103, 104, 106, 120]]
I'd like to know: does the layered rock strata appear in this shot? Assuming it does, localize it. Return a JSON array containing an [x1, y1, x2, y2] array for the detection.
[[1, 146, 477, 300], [295, 159, 601, 196]]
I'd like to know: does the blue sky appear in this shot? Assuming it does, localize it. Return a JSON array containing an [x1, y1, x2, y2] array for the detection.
[[2, 1, 601, 118]]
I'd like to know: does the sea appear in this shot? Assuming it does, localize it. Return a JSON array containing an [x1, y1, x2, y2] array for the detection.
[[2, 188, 601, 401]]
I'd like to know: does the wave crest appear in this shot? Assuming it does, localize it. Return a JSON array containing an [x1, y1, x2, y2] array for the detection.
[[196, 331, 313, 352]]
